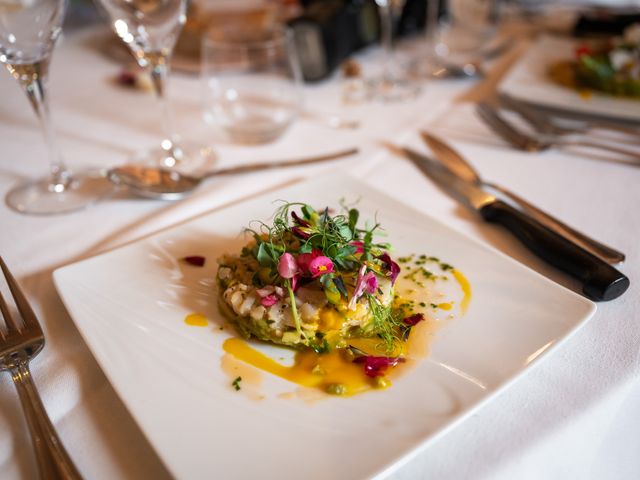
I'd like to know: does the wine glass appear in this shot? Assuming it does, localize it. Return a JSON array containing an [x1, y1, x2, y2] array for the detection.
[[423, 0, 499, 71], [202, 26, 303, 144], [369, 0, 420, 102], [0, 0, 113, 214], [94, 0, 212, 170]]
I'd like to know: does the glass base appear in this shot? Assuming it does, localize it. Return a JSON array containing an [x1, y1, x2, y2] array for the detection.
[[368, 75, 421, 102], [6, 169, 114, 215], [131, 140, 216, 174]]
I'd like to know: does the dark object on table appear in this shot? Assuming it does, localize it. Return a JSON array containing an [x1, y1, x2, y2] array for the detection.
[[289, 0, 428, 82], [573, 10, 640, 37]]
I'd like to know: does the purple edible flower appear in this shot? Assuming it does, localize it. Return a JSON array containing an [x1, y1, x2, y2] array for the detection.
[[378, 252, 401, 284], [353, 356, 405, 378], [291, 226, 311, 240], [291, 211, 310, 227]]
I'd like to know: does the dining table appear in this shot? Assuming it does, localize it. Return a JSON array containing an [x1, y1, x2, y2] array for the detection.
[[1, 11, 639, 480]]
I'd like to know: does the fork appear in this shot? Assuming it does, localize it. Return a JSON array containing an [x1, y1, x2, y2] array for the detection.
[[497, 94, 640, 145], [0, 257, 82, 480], [477, 102, 640, 165]]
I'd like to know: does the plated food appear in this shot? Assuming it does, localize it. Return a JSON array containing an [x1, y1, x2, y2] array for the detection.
[[216, 202, 468, 396], [549, 24, 640, 99]]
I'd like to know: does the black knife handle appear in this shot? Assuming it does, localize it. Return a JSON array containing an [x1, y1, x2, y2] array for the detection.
[[479, 201, 629, 301]]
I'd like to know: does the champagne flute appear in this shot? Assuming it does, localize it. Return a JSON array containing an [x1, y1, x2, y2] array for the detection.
[[369, 0, 420, 102], [0, 0, 113, 214], [95, 0, 212, 169]]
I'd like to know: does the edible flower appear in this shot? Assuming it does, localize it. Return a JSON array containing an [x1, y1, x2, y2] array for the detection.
[[364, 272, 378, 293], [260, 294, 279, 307], [181, 255, 206, 267], [348, 265, 377, 309], [291, 211, 310, 227], [308, 256, 335, 278], [350, 241, 364, 254], [278, 253, 298, 279], [575, 45, 592, 57], [297, 249, 322, 272], [353, 355, 405, 378], [378, 252, 401, 284], [403, 313, 424, 326], [291, 226, 312, 240]]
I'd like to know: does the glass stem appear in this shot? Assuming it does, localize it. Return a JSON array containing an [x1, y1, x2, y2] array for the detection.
[[11, 60, 70, 191], [147, 52, 182, 167], [380, 4, 394, 80], [425, 0, 442, 63]]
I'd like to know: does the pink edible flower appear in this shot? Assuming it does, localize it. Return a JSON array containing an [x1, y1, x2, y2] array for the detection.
[[353, 356, 405, 378], [297, 249, 322, 273], [378, 253, 401, 284], [260, 294, 279, 307], [403, 313, 424, 326], [364, 272, 378, 294], [348, 264, 368, 310], [278, 253, 298, 279], [308, 256, 334, 278], [350, 241, 364, 254]]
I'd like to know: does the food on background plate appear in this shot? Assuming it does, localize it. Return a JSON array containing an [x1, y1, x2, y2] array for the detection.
[[549, 23, 640, 99], [215, 202, 469, 396]]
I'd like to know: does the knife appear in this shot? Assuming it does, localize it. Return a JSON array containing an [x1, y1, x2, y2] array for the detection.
[[397, 145, 630, 301], [419, 131, 626, 264]]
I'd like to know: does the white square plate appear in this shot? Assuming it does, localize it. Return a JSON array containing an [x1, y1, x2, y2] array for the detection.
[[54, 176, 595, 480], [499, 35, 640, 123]]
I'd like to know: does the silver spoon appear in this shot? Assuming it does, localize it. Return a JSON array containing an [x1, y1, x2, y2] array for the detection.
[[107, 148, 359, 200]]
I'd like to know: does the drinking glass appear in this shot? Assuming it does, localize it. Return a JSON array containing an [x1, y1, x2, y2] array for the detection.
[[94, 0, 211, 169], [0, 0, 113, 214], [424, 0, 499, 68], [369, 0, 420, 102], [202, 26, 302, 145]]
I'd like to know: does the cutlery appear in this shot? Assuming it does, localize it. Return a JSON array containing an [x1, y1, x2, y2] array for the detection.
[[429, 61, 484, 79], [420, 131, 625, 264], [477, 102, 640, 164], [497, 94, 640, 144], [0, 257, 82, 479], [392, 145, 629, 301], [108, 148, 359, 200]]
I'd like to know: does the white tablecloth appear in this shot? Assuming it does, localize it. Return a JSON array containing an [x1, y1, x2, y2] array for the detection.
[[1, 26, 639, 480]]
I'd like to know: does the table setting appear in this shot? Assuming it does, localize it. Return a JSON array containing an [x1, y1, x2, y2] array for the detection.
[[1, 0, 639, 479]]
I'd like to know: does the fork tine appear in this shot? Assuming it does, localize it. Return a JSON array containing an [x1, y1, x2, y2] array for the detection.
[[0, 283, 21, 335], [0, 257, 38, 331]]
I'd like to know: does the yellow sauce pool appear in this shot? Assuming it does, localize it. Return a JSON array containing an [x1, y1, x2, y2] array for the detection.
[[184, 313, 208, 327]]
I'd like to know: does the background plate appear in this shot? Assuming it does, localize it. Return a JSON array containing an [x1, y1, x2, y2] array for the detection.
[[54, 175, 595, 480], [499, 35, 640, 123]]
